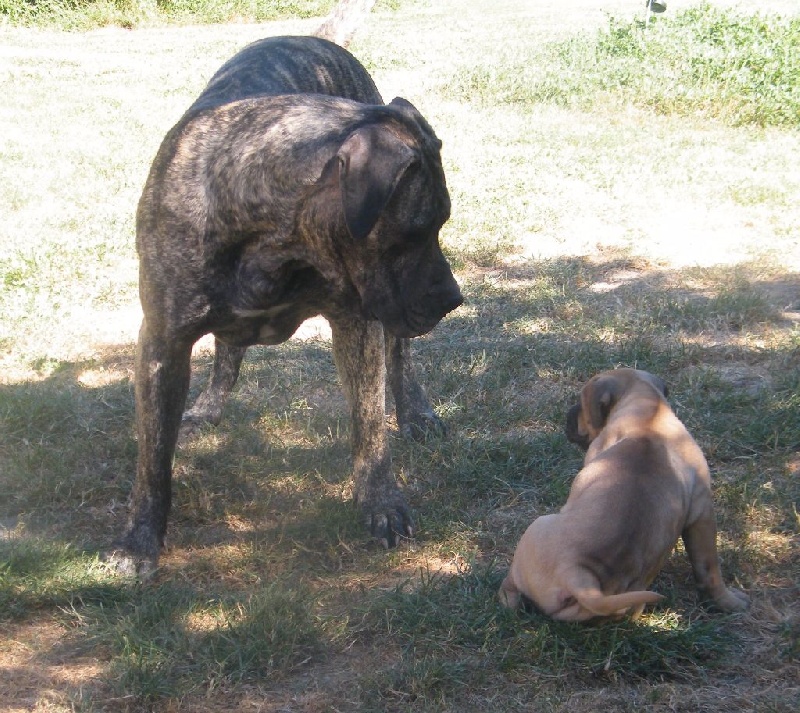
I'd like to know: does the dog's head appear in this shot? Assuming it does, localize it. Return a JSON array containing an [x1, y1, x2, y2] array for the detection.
[[319, 98, 463, 337], [565, 368, 668, 450]]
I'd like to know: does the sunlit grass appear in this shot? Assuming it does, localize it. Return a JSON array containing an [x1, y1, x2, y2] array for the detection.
[[0, 0, 337, 30]]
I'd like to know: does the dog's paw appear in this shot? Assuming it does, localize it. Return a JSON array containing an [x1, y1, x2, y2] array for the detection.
[[177, 414, 210, 445], [498, 576, 522, 610], [363, 501, 414, 548], [104, 524, 163, 578], [398, 410, 446, 441], [715, 586, 750, 612], [101, 547, 159, 579]]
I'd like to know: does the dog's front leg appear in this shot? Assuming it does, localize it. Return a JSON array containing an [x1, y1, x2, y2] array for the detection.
[[180, 339, 247, 441], [385, 334, 445, 440], [115, 321, 194, 575], [331, 316, 413, 547]]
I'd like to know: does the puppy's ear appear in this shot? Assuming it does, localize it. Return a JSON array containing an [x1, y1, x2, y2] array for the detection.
[[653, 375, 669, 399], [638, 371, 669, 399], [584, 376, 621, 432], [565, 403, 592, 451], [337, 124, 417, 240]]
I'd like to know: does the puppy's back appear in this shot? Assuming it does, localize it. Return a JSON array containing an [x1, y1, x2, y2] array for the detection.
[[565, 436, 689, 583]]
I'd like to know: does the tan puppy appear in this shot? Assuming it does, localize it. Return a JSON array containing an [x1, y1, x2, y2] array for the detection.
[[499, 368, 749, 622]]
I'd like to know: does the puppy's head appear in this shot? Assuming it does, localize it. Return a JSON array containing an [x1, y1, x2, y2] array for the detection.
[[565, 368, 668, 450]]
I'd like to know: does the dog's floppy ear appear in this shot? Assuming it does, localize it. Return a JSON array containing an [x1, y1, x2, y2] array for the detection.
[[583, 375, 621, 432], [386, 97, 444, 150], [386, 96, 422, 122], [337, 123, 417, 240], [565, 403, 592, 451]]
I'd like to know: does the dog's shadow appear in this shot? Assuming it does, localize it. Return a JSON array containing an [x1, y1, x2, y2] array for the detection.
[[2, 254, 797, 578]]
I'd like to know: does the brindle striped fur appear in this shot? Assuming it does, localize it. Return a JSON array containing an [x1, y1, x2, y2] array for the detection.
[[114, 36, 462, 574]]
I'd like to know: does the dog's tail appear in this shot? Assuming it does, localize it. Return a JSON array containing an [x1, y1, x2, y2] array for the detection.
[[575, 588, 664, 617], [314, 0, 377, 47]]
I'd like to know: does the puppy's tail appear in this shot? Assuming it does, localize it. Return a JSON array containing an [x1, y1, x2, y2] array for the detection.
[[576, 588, 664, 617]]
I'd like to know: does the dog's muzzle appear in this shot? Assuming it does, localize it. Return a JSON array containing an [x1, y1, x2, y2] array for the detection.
[[381, 278, 463, 338]]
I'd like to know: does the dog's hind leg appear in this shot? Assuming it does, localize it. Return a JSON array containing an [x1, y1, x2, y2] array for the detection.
[[179, 340, 247, 441], [385, 334, 445, 440], [682, 510, 750, 612]]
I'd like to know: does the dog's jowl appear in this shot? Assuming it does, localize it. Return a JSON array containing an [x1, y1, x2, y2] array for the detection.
[[114, 36, 462, 574], [499, 368, 749, 622]]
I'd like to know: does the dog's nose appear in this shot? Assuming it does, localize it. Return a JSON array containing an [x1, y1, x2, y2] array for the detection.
[[429, 277, 463, 316], [443, 288, 464, 313]]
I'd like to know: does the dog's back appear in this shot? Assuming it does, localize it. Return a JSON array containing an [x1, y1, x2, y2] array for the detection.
[[189, 36, 383, 114], [564, 435, 692, 582]]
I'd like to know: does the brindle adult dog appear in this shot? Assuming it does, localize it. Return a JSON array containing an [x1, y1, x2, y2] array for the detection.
[[114, 36, 462, 574]]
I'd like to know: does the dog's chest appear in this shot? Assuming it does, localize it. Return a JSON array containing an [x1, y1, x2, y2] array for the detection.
[[212, 257, 334, 347], [214, 303, 317, 346]]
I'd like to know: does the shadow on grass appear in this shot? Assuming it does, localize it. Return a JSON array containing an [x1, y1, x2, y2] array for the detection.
[[354, 562, 754, 710], [1, 254, 798, 706]]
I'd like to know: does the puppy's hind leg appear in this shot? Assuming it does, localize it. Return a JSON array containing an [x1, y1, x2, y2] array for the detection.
[[498, 574, 522, 609], [180, 339, 247, 442], [682, 509, 749, 612]]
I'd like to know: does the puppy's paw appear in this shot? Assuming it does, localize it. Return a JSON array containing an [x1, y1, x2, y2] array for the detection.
[[498, 576, 521, 610], [714, 586, 750, 612]]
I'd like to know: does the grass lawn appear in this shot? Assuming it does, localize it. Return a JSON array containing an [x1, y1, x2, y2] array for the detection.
[[1, 0, 798, 710]]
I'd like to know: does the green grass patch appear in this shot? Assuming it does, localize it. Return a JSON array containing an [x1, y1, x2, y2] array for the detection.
[[0, 0, 337, 30], [88, 581, 325, 700], [445, 2, 800, 127], [356, 563, 741, 708], [0, 365, 135, 524], [0, 539, 127, 621]]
